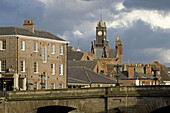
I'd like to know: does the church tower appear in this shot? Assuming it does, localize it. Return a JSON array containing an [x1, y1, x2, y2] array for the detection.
[[93, 15, 109, 58]]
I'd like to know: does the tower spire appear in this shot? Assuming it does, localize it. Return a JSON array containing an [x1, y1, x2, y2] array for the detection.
[[100, 6, 102, 21]]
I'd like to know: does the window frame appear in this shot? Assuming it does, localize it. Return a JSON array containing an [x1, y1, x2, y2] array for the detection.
[[51, 83, 55, 89], [51, 63, 55, 75], [34, 42, 38, 52], [0, 40, 6, 50], [21, 60, 25, 72], [59, 46, 63, 55], [34, 62, 38, 73], [59, 64, 63, 75], [0, 60, 6, 72], [21, 40, 25, 51], [43, 44, 47, 63], [51, 44, 55, 54]]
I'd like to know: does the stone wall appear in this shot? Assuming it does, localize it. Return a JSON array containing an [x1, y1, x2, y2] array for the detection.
[[1, 86, 170, 113]]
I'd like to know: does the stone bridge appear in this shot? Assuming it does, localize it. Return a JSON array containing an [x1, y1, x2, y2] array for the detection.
[[1, 86, 170, 113]]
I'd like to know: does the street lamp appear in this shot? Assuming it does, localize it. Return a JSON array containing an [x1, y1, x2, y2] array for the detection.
[[39, 72, 45, 89], [114, 64, 122, 86], [152, 69, 159, 85]]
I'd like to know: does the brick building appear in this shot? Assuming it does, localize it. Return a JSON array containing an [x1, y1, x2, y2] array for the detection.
[[0, 20, 68, 90]]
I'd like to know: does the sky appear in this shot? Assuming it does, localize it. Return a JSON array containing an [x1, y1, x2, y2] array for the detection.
[[1, 0, 170, 66]]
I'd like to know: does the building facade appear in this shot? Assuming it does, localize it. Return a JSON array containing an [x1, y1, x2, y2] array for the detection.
[[0, 20, 68, 90], [91, 16, 123, 65]]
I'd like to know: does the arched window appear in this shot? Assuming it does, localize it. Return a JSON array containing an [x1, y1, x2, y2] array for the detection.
[[43, 44, 47, 63]]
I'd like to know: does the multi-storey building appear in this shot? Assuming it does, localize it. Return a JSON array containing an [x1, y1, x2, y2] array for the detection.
[[0, 20, 68, 91]]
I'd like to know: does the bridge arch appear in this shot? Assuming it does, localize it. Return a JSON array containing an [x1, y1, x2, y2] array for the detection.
[[6, 99, 94, 113]]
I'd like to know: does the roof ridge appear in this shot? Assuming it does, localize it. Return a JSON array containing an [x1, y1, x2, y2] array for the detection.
[[83, 67, 92, 84], [85, 67, 116, 82], [68, 77, 87, 82]]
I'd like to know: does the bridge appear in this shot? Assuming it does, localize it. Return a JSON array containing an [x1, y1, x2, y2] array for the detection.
[[0, 86, 170, 113]]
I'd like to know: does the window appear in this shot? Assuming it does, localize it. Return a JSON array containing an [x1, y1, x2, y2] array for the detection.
[[59, 64, 63, 75], [51, 63, 55, 75], [43, 44, 47, 63], [120, 67, 122, 72], [34, 82, 38, 90], [158, 71, 160, 75], [59, 83, 63, 89], [34, 62, 38, 73], [21, 61, 25, 72], [98, 84, 102, 87], [34, 42, 38, 52], [59, 46, 63, 55], [51, 83, 55, 89], [0, 60, 6, 72], [51, 45, 55, 54], [0, 40, 6, 50], [114, 67, 116, 72], [21, 40, 25, 51]]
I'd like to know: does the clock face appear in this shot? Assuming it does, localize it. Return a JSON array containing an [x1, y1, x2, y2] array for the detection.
[[98, 31, 102, 36], [104, 31, 106, 36]]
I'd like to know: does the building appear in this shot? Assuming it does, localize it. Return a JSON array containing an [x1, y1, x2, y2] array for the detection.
[[0, 20, 68, 91], [91, 16, 123, 65], [67, 67, 116, 88]]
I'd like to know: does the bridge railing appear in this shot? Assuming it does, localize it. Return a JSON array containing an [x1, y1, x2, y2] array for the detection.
[[6, 86, 170, 101]]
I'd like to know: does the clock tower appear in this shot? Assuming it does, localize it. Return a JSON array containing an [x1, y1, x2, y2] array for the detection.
[[93, 15, 109, 58]]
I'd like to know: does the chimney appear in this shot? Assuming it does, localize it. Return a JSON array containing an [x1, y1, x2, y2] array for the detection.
[[23, 20, 34, 32], [128, 65, 134, 78], [106, 46, 110, 58], [146, 64, 152, 76], [115, 37, 121, 49]]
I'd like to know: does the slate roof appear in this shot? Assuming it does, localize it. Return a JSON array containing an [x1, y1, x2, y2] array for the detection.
[[68, 67, 116, 85], [68, 61, 98, 70], [68, 51, 84, 61], [109, 49, 117, 58], [160, 65, 170, 81], [0, 27, 65, 41]]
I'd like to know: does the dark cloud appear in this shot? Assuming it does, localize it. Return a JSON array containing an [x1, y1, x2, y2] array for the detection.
[[111, 20, 170, 64], [0, 0, 170, 66]]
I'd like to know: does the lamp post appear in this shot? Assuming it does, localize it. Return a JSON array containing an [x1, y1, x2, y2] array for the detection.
[[152, 69, 159, 85], [39, 72, 45, 89], [114, 64, 122, 86]]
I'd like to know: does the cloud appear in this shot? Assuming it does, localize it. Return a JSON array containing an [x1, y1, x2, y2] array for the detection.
[[1, 0, 170, 66], [73, 30, 83, 37], [108, 9, 170, 30]]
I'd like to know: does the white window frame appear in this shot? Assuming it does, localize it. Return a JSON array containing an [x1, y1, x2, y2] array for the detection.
[[43, 44, 47, 63], [34, 62, 38, 73], [59, 64, 63, 75], [0, 60, 6, 72], [51, 63, 55, 75], [59, 46, 63, 55], [21, 61, 25, 72], [34, 42, 38, 52], [51, 44, 55, 54], [0, 40, 6, 50], [0, 61, 1, 72], [21, 40, 25, 51]]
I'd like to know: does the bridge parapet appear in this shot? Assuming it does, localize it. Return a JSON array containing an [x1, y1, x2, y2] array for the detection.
[[6, 86, 170, 101]]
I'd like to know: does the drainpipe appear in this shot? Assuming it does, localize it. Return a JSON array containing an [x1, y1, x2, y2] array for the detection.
[[17, 37, 18, 74]]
